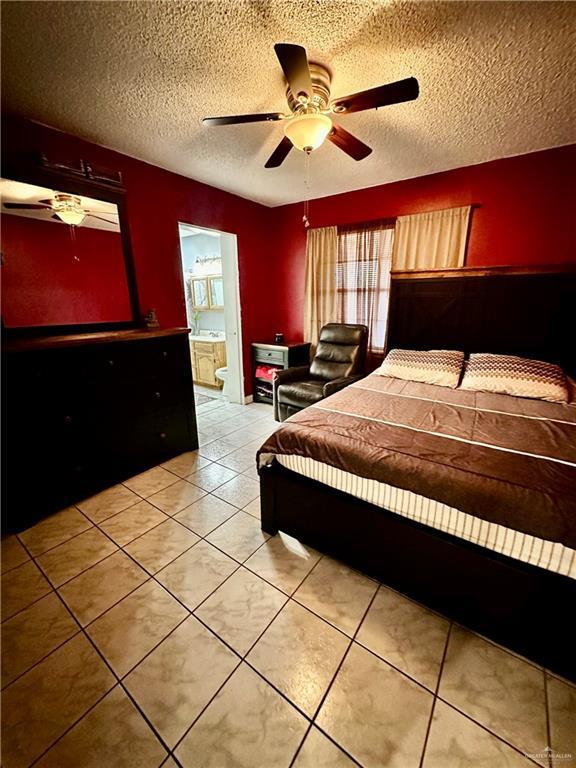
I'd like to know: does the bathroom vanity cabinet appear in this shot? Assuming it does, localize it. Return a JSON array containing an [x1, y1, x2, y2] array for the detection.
[[190, 337, 227, 387]]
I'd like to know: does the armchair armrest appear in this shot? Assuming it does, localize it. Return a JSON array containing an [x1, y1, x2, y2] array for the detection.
[[322, 374, 364, 398], [274, 365, 311, 386], [273, 366, 310, 422]]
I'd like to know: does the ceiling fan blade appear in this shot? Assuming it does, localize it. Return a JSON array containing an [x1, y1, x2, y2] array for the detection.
[[328, 124, 372, 161], [274, 43, 313, 101], [331, 77, 419, 115], [202, 112, 284, 126], [265, 136, 293, 168], [87, 214, 116, 224], [3, 202, 51, 210]]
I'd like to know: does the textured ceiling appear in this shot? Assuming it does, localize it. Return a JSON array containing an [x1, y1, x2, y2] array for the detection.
[[2, 1, 575, 207]]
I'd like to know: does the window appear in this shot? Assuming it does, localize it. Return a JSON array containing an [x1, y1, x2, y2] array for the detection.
[[336, 221, 395, 363]]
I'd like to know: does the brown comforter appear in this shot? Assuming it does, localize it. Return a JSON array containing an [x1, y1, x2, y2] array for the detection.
[[258, 374, 576, 548]]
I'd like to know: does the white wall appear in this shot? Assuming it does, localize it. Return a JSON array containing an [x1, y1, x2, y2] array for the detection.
[[180, 231, 225, 332]]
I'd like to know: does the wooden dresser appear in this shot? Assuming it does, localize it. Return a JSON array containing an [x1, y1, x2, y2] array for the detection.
[[2, 328, 198, 531]]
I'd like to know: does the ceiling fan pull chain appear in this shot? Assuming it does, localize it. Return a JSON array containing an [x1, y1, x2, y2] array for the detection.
[[303, 150, 311, 229], [69, 223, 80, 261]]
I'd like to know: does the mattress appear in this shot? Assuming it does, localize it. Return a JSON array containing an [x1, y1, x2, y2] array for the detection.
[[259, 374, 576, 579], [276, 453, 576, 579]]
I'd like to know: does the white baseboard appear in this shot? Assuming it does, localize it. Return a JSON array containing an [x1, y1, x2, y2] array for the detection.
[[243, 395, 253, 405]]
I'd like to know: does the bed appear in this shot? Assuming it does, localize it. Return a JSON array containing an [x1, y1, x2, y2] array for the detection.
[[257, 267, 576, 681]]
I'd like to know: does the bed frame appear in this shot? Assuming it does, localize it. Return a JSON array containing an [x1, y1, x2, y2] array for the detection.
[[260, 266, 576, 682]]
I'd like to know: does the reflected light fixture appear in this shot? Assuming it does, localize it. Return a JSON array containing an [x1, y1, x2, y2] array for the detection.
[[284, 112, 333, 152], [53, 194, 86, 226]]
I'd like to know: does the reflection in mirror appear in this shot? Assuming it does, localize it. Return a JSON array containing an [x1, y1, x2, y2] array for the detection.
[[1, 178, 133, 328]]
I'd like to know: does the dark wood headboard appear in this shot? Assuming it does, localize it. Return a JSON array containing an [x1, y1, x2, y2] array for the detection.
[[387, 266, 576, 375]]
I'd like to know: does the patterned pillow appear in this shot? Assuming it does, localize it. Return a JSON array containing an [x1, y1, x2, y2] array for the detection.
[[460, 353, 568, 403], [376, 349, 465, 388]]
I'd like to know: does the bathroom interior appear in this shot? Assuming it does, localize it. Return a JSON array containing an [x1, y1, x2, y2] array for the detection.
[[179, 223, 230, 401]]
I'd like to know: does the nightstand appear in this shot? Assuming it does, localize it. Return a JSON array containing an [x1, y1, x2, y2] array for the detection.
[[251, 341, 311, 404]]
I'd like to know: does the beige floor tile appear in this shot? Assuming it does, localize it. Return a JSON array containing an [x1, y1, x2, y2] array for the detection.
[[125, 519, 199, 574], [125, 615, 239, 747], [547, 674, 576, 767], [162, 451, 212, 477], [195, 567, 287, 655], [1, 634, 115, 768], [146, 479, 207, 515], [356, 586, 449, 690], [86, 579, 188, 677], [1, 592, 78, 688], [293, 557, 378, 637], [242, 497, 261, 518], [175, 663, 307, 768], [217, 447, 257, 473], [317, 643, 433, 768], [161, 759, 179, 768], [1, 535, 30, 574], [174, 494, 238, 536], [241, 464, 260, 481], [98, 500, 168, 546], [35, 685, 167, 768], [36, 527, 118, 587], [247, 601, 349, 716], [18, 507, 92, 557], [1, 559, 52, 621], [187, 463, 238, 492], [423, 700, 535, 768], [438, 626, 547, 760], [76, 484, 141, 523], [206, 511, 269, 562], [212, 474, 260, 508], [293, 727, 357, 768], [244, 533, 321, 594], [156, 540, 238, 610], [198, 437, 242, 461], [59, 551, 148, 626], [123, 466, 179, 497]]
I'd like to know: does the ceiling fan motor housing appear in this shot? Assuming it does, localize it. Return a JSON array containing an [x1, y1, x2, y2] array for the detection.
[[285, 62, 332, 114]]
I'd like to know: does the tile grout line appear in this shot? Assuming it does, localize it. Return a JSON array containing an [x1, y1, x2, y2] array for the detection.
[[288, 582, 382, 768], [13, 536, 179, 767], [418, 621, 453, 768]]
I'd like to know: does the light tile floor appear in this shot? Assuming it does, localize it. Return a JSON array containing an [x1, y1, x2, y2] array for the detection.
[[1, 397, 575, 768]]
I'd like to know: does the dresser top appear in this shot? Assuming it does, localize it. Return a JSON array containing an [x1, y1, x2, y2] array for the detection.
[[3, 327, 190, 352], [252, 341, 310, 351]]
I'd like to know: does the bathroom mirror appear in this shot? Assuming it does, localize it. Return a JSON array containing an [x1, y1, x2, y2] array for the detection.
[[1, 176, 138, 331]]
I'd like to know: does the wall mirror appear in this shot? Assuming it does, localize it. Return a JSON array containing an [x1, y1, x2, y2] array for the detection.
[[1, 176, 138, 331]]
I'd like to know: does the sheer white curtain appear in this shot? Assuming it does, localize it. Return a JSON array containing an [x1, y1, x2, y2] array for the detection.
[[303, 226, 338, 347], [392, 206, 471, 270]]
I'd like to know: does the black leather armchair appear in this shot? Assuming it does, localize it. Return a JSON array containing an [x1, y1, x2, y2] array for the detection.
[[273, 323, 368, 422]]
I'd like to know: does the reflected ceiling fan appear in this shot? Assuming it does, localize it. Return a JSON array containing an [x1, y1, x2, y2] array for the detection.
[[3, 193, 117, 227], [203, 43, 419, 167]]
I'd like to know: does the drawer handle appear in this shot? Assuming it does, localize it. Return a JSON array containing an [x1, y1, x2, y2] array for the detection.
[[154, 392, 161, 399], [159, 432, 167, 439], [162, 351, 168, 358], [64, 415, 73, 424], [108, 359, 115, 367]]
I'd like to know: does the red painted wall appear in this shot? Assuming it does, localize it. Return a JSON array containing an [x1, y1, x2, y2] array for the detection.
[[2, 116, 279, 394], [270, 145, 576, 341], [1, 213, 131, 327]]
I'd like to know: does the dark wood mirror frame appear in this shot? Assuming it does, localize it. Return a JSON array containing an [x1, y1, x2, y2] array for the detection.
[[1, 159, 141, 337]]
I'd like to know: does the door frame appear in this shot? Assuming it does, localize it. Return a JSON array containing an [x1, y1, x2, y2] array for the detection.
[[177, 223, 245, 404]]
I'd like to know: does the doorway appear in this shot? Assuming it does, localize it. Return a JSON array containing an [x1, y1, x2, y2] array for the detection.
[[178, 224, 244, 405]]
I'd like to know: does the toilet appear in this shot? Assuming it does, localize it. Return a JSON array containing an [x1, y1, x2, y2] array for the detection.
[[215, 366, 229, 397]]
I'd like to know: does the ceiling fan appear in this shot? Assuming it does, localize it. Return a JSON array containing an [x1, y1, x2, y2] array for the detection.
[[203, 43, 419, 168], [3, 193, 117, 227]]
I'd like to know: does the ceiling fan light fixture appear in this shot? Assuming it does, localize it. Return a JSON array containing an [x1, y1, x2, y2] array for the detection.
[[284, 113, 333, 152], [55, 208, 86, 226], [52, 193, 86, 226]]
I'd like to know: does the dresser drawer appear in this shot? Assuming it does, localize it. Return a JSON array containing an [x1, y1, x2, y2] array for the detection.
[[254, 348, 286, 364]]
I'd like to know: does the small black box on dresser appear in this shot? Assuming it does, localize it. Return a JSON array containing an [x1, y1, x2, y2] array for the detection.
[[2, 328, 198, 531]]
